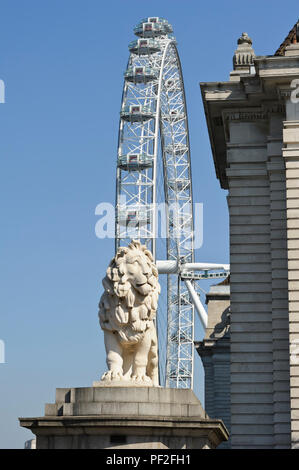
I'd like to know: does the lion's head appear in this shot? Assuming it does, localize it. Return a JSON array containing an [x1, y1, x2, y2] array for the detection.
[[99, 240, 160, 342]]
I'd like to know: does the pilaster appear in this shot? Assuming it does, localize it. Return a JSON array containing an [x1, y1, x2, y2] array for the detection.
[[267, 113, 291, 448], [283, 102, 299, 447], [226, 109, 274, 448]]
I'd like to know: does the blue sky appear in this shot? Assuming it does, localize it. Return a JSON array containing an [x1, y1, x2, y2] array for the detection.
[[0, 0, 298, 448]]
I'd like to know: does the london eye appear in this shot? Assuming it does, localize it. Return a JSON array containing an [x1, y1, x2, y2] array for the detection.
[[115, 17, 229, 389]]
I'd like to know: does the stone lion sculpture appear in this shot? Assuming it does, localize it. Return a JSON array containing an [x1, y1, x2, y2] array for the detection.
[[98, 240, 160, 386]]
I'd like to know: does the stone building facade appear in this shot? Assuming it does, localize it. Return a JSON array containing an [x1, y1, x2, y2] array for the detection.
[[200, 21, 299, 448]]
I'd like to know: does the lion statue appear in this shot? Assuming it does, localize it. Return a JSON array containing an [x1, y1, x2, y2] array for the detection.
[[98, 240, 160, 386]]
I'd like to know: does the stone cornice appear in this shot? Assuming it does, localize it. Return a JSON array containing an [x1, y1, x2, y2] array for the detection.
[[200, 58, 289, 188], [255, 55, 299, 79], [195, 338, 230, 358]]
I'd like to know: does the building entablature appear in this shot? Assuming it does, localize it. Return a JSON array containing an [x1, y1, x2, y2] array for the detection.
[[200, 28, 299, 189]]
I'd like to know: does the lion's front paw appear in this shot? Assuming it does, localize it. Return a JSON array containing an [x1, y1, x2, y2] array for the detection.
[[101, 370, 124, 382], [131, 373, 152, 384]]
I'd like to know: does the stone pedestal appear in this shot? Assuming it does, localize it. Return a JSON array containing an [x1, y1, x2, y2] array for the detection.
[[19, 386, 228, 449]]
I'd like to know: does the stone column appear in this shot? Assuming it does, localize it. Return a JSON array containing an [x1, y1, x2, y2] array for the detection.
[[267, 112, 291, 448], [225, 111, 274, 448]]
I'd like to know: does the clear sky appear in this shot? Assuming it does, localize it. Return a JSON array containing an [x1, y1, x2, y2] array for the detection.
[[0, 0, 298, 448]]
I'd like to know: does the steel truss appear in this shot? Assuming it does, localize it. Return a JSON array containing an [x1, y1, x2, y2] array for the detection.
[[115, 18, 195, 389]]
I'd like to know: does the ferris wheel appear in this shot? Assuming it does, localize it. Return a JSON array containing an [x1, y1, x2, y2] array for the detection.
[[115, 17, 229, 389]]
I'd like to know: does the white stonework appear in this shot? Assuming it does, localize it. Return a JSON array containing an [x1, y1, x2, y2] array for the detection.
[[98, 240, 160, 387], [201, 32, 299, 448]]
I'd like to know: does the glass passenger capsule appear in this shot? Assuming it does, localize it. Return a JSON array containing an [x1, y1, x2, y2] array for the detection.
[[120, 104, 153, 122], [124, 66, 158, 83], [117, 153, 153, 170], [168, 179, 191, 190], [169, 367, 190, 377], [162, 109, 185, 122], [134, 17, 173, 38], [117, 206, 150, 226], [165, 78, 181, 92], [166, 34, 177, 43], [165, 144, 188, 155], [169, 214, 192, 228], [129, 38, 160, 55]]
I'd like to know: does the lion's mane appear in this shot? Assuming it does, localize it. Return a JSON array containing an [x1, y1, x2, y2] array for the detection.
[[98, 240, 160, 344]]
